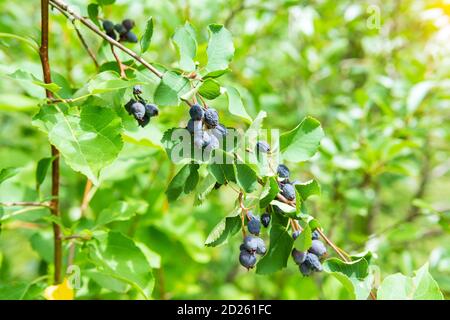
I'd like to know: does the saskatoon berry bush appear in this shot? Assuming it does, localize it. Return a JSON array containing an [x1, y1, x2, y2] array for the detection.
[[0, 0, 449, 300]]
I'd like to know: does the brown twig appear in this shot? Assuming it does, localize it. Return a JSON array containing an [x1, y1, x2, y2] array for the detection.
[[110, 44, 126, 78], [80, 179, 93, 215], [40, 0, 63, 285]]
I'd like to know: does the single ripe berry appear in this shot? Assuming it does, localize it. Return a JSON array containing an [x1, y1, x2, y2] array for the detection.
[[239, 250, 256, 269], [204, 108, 219, 128], [189, 104, 204, 121], [299, 262, 313, 276], [124, 31, 138, 43], [239, 243, 247, 252], [114, 23, 128, 35], [133, 85, 142, 95], [292, 230, 301, 240], [304, 252, 323, 272], [122, 19, 135, 31], [311, 230, 320, 240], [204, 134, 219, 153], [130, 101, 146, 120], [292, 248, 307, 265], [145, 104, 159, 117], [248, 218, 261, 235], [277, 164, 290, 179], [281, 183, 296, 201], [256, 141, 270, 154], [255, 237, 266, 255], [261, 213, 271, 228], [243, 236, 258, 252], [102, 20, 115, 32], [308, 240, 327, 258]]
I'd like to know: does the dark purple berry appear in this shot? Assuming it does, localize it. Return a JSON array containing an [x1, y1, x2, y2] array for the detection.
[[239, 250, 256, 269], [281, 183, 296, 201], [189, 104, 204, 121], [114, 23, 128, 35], [145, 103, 159, 117], [130, 101, 146, 120], [204, 108, 219, 128], [304, 252, 323, 272], [248, 218, 261, 235], [255, 237, 266, 255], [124, 31, 138, 43], [243, 236, 258, 252], [256, 141, 270, 154], [102, 20, 114, 32], [277, 164, 290, 179], [292, 248, 307, 265], [106, 30, 117, 41], [122, 19, 135, 31], [124, 99, 135, 114], [261, 213, 271, 228], [299, 262, 313, 276], [308, 240, 327, 258]]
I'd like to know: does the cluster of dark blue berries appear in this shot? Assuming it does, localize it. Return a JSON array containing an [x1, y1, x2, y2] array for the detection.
[[292, 230, 326, 276], [124, 85, 159, 127], [238, 212, 267, 269], [276, 163, 327, 276], [186, 104, 228, 153], [102, 19, 137, 43]]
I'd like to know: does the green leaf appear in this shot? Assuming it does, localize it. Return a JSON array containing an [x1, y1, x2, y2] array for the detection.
[[235, 164, 257, 193], [225, 86, 252, 123], [32, 104, 123, 185], [256, 212, 293, 274], [295, 179, 321, 201], [377, 263, 444, 300], [205, 24, 234, 73], [280, 116, 324, 163], [198, 79, 221, 100], [172, 23, 197, 72], [96, 0, 115, 5], [203, 69, 230, 79], [0, 167, 19, 185], [153, 71, 190, 106], [194, 173, 216, 205], [259, 177, 279, 208], [35, 157, 54, 191], [30, 232, 53, 263], [323, 258, 372, 300], [87, 3, 100, 27], [140, 17, 153, 54], [8, 69, 61, 94], [90, 232, 153, 298], [0, 283, 30, 300], [205, 209, 241, 247], [166, 164, 200, 202], [96, 200, 148, 226], [295, 221, 312, 252], [85, 269, 129, 293]]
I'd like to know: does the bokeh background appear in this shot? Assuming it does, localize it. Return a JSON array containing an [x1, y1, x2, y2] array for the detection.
[[0, 0, 449, 299]]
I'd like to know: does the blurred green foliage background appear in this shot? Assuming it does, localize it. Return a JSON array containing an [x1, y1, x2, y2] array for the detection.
[[0, 0, 449, 299]]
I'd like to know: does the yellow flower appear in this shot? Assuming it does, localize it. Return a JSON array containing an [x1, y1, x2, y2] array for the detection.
[[44, 278, 74, 300]]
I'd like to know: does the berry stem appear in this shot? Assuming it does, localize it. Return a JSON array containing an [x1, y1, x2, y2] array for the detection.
[[110, 44, 126, 78], [39, 0, 63, 285]]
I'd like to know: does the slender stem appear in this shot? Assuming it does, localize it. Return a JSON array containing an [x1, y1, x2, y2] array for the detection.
[[0, 201, 51, 208], [40, 0, 63, 285], [80, 179, 93, 215], [110, 44, 126, 78]]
